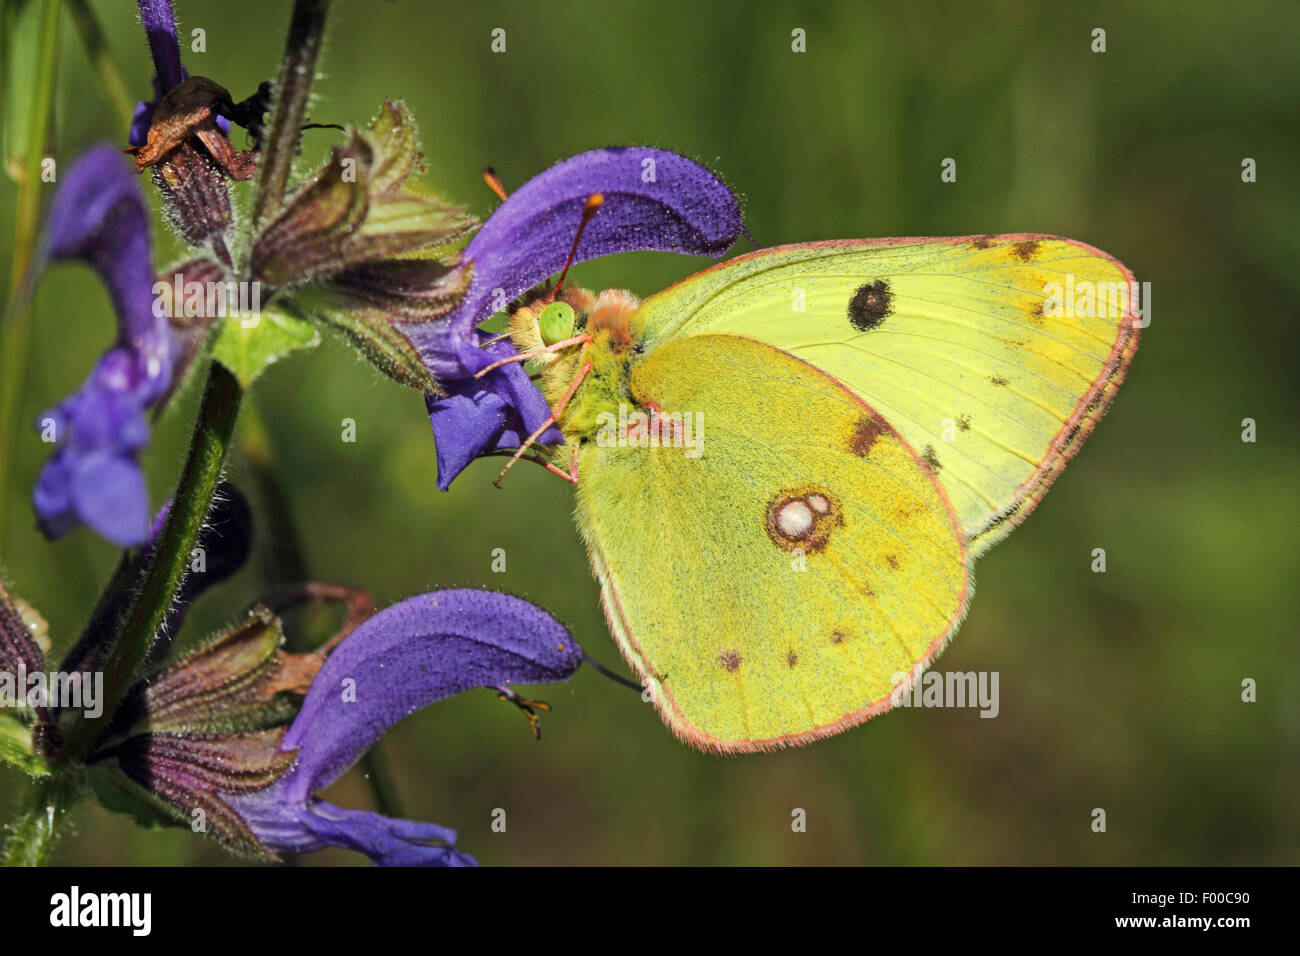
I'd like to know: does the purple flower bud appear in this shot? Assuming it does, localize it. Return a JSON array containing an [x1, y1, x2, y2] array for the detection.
[[129, 1, 231, 144], [136, 0, 186, 98]]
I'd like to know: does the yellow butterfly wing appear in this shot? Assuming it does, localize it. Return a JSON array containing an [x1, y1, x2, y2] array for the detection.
[[633, 235, 1140, 555], [575, 333, 968, 752]]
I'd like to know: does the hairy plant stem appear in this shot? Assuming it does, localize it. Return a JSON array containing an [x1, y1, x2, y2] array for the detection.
[[248, 0, 332, 230], [2, 775, 76, 866], [58, 362, 243, 763]]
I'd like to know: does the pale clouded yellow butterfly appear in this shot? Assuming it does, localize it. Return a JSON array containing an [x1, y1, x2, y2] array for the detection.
[[501, 231, 1139, 753]]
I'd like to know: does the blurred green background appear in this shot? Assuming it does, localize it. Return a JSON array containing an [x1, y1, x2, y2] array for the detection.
[[1, 0, 1296, 865]]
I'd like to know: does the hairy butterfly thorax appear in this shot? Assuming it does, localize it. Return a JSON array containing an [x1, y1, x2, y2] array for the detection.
[[505, 288, 643, 462], [509, 288, 640, 398], [475, 187, 652, 485]]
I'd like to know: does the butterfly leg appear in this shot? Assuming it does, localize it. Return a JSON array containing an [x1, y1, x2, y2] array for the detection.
[[481, 450, 577, 484], [543, 457, 579, 484], [494, 685, 552, 740], [493, 360, 592, 487], [474, 334, 592, 379]]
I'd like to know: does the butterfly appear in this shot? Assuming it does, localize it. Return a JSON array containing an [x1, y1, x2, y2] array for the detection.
[[492, 224, 1139, 753]]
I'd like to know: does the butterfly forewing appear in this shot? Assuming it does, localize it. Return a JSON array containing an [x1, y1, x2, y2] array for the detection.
[[634, 235, 1140, 555]]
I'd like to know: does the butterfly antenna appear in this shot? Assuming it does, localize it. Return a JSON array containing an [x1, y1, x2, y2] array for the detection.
[[548, 193, 604, 303], [580, 650, 644, 694], [482, 166, 509, 202]]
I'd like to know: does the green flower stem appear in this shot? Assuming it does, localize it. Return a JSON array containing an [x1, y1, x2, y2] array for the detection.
[[58, 362, 243, 763], [2, 775, 75, 866], [248, 0, 333, 230], [66, 0, 135, 131], [0, 0, 61, 550]]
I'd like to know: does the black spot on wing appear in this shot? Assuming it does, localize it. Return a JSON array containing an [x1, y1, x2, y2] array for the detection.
[[848, 279, 893, 332], [849, 415, 886, 457], [1012, 239, 1042, 262], [921, 444, 943, 473]]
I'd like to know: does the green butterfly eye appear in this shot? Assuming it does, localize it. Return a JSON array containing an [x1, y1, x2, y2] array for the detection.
[[538, 301, 576, 346]]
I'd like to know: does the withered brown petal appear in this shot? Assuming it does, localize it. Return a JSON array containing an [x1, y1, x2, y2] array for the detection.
[[135, 608, 323, 735], [125, 76, 234, 171], [193, 125, 260, 181]]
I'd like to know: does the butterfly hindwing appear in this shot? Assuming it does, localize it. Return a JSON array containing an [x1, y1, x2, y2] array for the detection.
[[575, 334, 968, 752], [632, 235, 1140, 555]]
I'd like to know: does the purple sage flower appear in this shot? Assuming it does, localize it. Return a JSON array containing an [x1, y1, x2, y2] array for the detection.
[[415, 147, 744, 490], [32, 147, 180, 546], [226, 589, 582, 866]]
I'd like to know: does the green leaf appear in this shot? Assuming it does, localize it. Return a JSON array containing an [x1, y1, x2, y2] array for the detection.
[[0, 711, 51, 775], [210, 305, 319, 387]]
